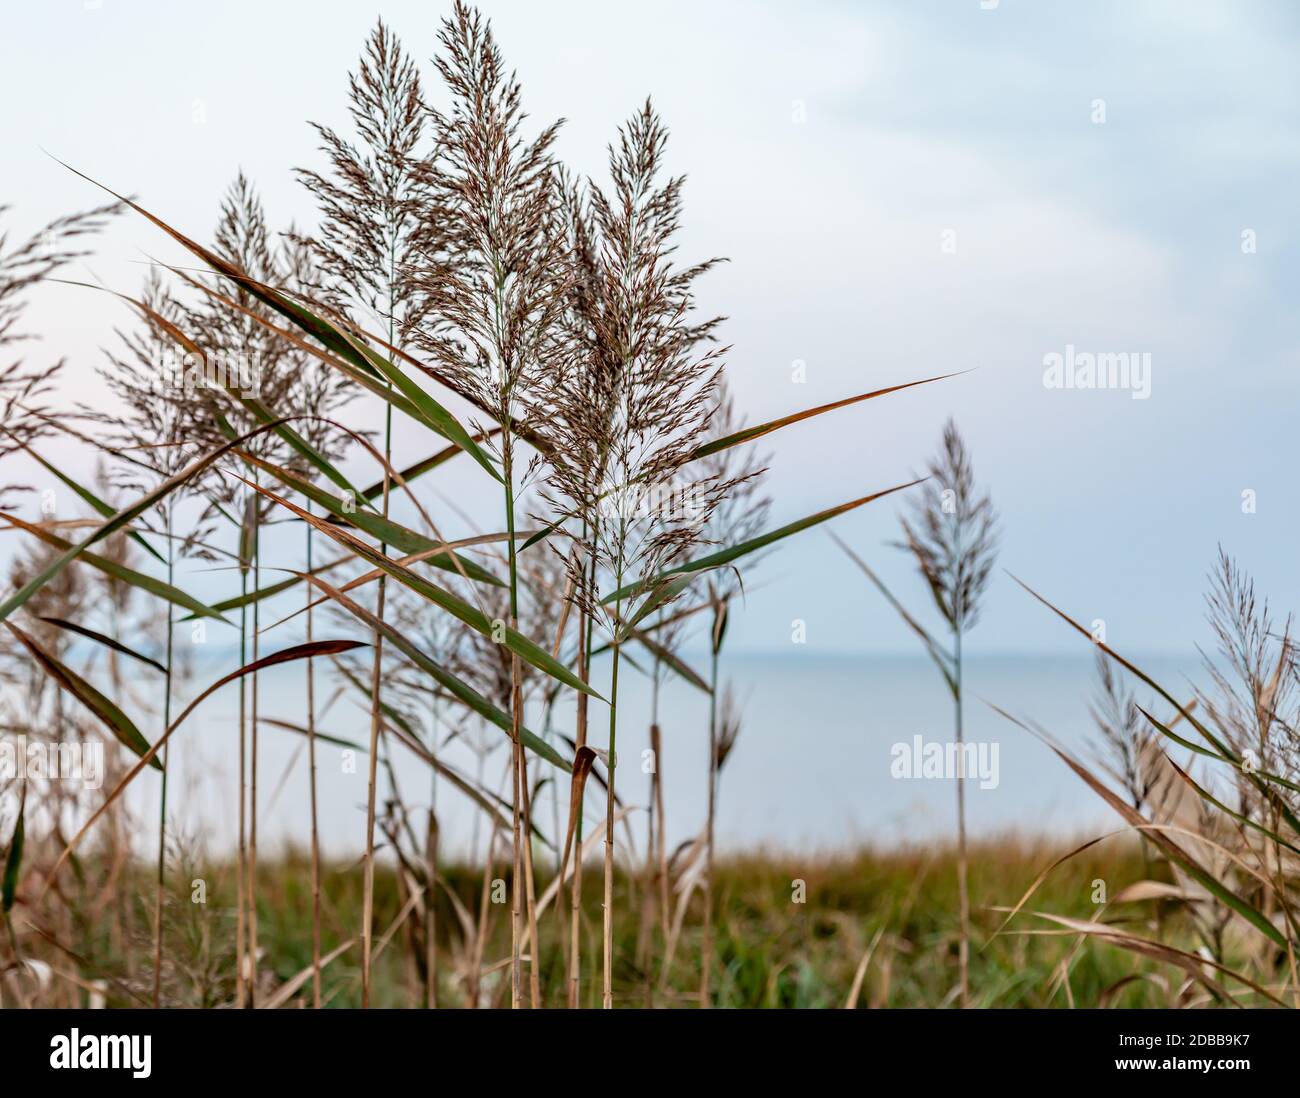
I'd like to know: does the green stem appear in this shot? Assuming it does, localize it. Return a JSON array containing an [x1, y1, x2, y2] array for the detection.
[[503, 433, 526, 1009], [603, 615, 622, 1009], [361, 393, 393, 1010], [955, 625, 969, 1007], [236, 567, 247, 1007], [603, 534, 626, 1010], [152, 504, 175, 1008], [426, 688, 439, 1009], [701, 637, 719, 1008], [306, 502, 321, 1009], [568, 532, 594, 1009], [248, 473, 261, 1006]]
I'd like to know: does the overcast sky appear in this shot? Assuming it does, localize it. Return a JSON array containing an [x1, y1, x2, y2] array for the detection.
[[3, 0, 1298, 659]]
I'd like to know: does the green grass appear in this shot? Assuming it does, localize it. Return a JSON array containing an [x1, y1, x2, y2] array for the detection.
[[39, 836, 1207, 1008]]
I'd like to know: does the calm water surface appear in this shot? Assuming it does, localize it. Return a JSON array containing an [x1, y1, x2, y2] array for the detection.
[[137, 650, 1203, 860]]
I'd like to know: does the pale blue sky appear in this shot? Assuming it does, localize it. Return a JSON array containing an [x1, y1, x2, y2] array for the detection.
[[2, 0, 1298, 659]]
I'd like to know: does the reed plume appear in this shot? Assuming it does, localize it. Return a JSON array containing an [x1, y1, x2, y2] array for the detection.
[[410, 0, 567, 1007], [894, 417, 997, 1006], [186, 172, 299, 1005], [298, 17, 427, 1008], [539, 99, 732, 1007]]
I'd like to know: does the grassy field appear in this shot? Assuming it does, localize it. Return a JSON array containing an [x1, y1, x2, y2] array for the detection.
[[16, 837, 1203, 1009]]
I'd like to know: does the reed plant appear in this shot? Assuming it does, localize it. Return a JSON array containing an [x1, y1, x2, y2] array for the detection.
[[0, 3, 956, 1010], [990, 549, 1300, 1007], [834, 417, 998, 1005]]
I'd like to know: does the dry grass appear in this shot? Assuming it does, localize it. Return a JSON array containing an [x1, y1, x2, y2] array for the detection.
[[3, 838, 1180, 1009]]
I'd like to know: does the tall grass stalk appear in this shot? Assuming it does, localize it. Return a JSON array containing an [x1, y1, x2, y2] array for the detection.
[[693, 385, 769, 1004], [602, 535, 626, 1008], [235, 555, 248, 1007], [248, 472, 261, 1004], [894, 418, 997, 1005], [700, 594, 724, 1007], [568, 544, 594, 1008], [304, 503, 321, 1007], [294, 20, 427, 1003], [151, 502, 174, 1007]]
